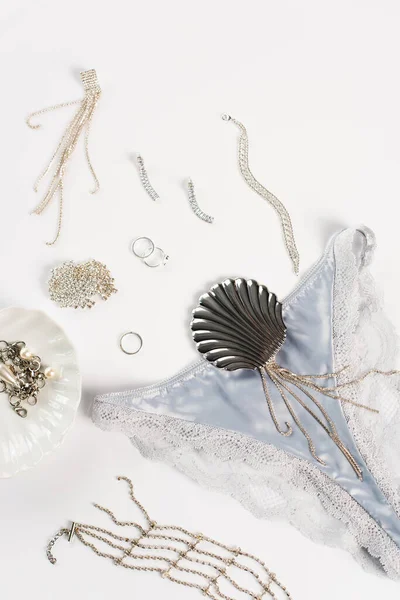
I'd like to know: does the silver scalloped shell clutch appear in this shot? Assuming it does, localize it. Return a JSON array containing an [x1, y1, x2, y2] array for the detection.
[[191, 278, 287, 371]]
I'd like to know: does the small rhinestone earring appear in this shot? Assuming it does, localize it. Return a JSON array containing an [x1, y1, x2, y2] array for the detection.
[[186, 179, 214, 224], [135, 155, 160, 201]]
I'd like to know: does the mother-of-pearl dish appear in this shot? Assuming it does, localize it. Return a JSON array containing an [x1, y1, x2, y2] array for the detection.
[[0, 307, 81, 478]]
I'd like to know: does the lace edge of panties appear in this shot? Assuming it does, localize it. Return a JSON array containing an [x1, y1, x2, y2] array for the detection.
[[92, 400, 400, 579]]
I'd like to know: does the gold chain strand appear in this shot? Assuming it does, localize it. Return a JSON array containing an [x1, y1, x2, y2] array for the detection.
[[270, 370, 363, 479], [259, 366, 292, 436], [26, 69, 101, 245], [257, 361, 400, 480], [222, 114, 300, 274], [47, 476, 293, 600], [272, 364, 382, 412], [268, 370, 326, 466]]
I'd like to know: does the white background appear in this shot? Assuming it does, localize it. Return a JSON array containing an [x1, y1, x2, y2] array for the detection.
[[1, 0, 400, 598]]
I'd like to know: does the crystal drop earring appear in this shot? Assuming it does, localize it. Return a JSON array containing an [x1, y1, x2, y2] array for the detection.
[[186, 178, 214, 223], [135, 155, 160, 201]]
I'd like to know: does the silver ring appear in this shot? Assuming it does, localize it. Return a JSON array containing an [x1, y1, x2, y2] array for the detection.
[[131, 237, 155, 259], [143, 247, 169, 268], [119, 332, 143, 355]]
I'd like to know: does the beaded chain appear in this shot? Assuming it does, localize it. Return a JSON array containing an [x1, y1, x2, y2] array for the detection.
[[47, 476, 292, 599]]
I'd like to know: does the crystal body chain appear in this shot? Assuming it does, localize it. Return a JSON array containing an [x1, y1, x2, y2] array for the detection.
[[26, 69, 101, 245], [222, 115, 299, 274], [47, 476, 293, 600]]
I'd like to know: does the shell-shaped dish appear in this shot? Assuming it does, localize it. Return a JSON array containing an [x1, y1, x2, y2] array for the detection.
[[191, 278, 286, 370], [0, 307, 81, 478]]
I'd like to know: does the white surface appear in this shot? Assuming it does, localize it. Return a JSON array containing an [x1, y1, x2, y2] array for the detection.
[[0, 1, 399, 598]]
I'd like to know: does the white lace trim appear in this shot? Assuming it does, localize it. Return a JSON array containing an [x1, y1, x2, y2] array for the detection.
[[92, 227, 400, 578], [333, 227, 400, 518], [92, 403, 400, 579]]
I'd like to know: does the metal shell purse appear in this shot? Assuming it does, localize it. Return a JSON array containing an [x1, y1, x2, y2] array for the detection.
[[190, 278, 392, 481], [191, 278, 286, 371]]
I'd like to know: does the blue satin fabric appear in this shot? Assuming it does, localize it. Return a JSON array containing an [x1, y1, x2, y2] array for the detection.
[[117, 230, 400, 550]]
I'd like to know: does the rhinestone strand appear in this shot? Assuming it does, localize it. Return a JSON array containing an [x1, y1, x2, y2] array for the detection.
[[187, 179, 214, 223], [46, 476, 292, 599], [222, 114, 299, 274], [136, 155, 160, 201]]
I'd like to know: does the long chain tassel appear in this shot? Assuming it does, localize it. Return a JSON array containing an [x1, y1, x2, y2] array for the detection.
[[222, 114, 299, 274], [27, 69, 101, 245], [258, 363, 400, 480], [47, 476, 293, 600]]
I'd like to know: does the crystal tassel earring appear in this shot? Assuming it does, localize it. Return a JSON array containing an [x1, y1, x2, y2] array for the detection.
[[26, 69, 102, 245], [222, 114, 299, 274]]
